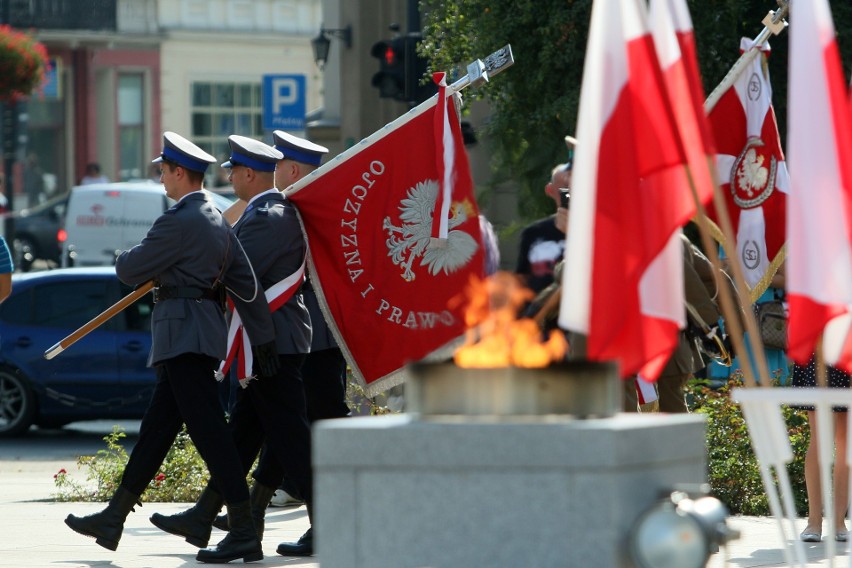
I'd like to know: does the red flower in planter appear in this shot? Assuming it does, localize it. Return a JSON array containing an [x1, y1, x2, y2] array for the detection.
[[0, 26, 49, 102]]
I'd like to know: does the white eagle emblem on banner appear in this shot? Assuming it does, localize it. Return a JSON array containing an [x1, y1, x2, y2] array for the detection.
[[383, 179, 479, 282], [731, 137, 776, 209]]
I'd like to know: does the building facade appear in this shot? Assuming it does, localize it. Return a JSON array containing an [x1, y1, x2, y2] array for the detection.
[[5, 0, 518, 265], [6, 0, 321, 206], [156, 0, 321, 186]]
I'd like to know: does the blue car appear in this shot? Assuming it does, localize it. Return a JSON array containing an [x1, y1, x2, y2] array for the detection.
[[0, 267, 155, 436]]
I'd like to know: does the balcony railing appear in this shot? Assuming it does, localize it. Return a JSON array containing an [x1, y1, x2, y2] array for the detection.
[[2, 0, 116, 31]]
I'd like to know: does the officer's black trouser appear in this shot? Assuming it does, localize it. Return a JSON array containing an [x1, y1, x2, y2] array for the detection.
[[302, 347, 350, 423], [119, 353, 250, 505], [226, 354, 313, 504]]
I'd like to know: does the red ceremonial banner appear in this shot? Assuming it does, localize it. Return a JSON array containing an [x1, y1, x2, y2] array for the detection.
[[288, 95, 485, 395]]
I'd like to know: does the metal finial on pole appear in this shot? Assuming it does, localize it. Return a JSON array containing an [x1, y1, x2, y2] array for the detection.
[[704, 2, 789, 113], [284, 45, 514, 198]]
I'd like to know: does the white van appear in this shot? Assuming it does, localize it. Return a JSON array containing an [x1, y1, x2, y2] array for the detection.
[[62, 182, 235, 267]]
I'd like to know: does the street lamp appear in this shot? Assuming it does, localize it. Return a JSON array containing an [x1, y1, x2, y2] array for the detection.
[[311, 24, 352, 69]]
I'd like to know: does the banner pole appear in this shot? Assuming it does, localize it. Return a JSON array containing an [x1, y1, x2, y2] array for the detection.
[[44, 280, 155, 360], [704, 2, 789, 113]]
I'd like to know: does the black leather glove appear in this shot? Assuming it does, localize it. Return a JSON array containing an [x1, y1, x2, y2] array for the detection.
[[252, 341, 280, 378]]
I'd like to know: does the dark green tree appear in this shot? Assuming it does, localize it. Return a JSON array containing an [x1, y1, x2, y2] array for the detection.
[[421, 0, 852, 220]]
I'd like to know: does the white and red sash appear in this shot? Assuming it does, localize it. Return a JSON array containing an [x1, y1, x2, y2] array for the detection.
[[217, 258, 306, 387]]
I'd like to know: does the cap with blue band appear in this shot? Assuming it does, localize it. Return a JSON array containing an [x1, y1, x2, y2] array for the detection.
[[272, 130, 328, 167], [222, 135, 282, 172], [152, 131, 216, 173]]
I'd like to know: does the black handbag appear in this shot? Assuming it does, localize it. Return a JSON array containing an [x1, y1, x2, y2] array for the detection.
[[755, 297, 787, 351]]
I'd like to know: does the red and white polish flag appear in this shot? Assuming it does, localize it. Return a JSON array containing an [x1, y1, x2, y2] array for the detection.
[[707, 38, 788, 295], [559, 0, 695, 381], [649, 0, 714, 207], [287, 83, 485, 395], [664, 0, 716, 160], [787, 0, 852, 370]]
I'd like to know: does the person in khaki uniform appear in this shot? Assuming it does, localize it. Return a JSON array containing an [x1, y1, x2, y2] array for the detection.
[[618, 232, 735, 413], [655, 234, 729, 412]]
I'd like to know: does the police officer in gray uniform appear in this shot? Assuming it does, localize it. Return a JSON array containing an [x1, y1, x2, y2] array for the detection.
[[272, 130, 350, 557], [65, 131, 280, 564], [149, 135, 314, 556], [272, 130, 350, 424]]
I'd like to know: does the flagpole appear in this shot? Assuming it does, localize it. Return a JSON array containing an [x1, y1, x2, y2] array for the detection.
[[44, 280, 155, 360], [704, 2, 789, 114], [283, 45, 514, 199]]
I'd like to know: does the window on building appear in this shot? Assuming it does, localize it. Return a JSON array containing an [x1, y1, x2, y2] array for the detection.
[[27, 63, 66, 200], [118, 74, 145, 181], [190, 81, 262, 184]]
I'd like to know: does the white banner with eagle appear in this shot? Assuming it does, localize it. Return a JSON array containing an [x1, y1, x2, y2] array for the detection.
[[707, 37, 788, 299]]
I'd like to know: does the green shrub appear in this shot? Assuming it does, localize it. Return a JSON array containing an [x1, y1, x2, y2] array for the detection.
[[690, 376, 810, 516], [54, 370, 393, 503], [53, 425, 210, 503]]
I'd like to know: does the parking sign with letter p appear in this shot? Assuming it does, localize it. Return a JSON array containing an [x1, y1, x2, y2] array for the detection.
[[262, 74, 306, 130]]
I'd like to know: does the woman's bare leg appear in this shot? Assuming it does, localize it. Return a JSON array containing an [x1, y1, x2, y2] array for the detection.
[[833, 412, 849, 534], [803, 411, 823, 536]]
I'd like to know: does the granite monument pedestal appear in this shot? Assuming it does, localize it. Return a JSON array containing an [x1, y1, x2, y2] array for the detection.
[[314, 410, 706, 567]]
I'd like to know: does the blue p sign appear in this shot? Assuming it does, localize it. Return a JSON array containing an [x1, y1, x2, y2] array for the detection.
[[262, 74, 306, 130]]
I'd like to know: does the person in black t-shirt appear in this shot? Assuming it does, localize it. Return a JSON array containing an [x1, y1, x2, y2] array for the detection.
[[515, 161, 571, 294]]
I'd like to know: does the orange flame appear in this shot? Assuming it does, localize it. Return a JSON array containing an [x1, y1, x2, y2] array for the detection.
[[452, 272, 568, 368]]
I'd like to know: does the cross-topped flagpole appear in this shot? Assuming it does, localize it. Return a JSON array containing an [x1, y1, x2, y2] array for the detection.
[[704, 1, 789, 113], [283, 45, 514, 198]]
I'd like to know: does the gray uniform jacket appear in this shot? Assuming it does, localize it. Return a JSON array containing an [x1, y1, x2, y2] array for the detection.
[[232, 191, 311, 355], [115, 192, 276, 366]]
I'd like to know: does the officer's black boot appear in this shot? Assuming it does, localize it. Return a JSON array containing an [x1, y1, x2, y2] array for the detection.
[[248, 482, 276, 540], [196, 501, 263, 564], [276, 501, 314, 557], [64, 486, 140, 551], [149, 485, 223, 548], [211, 482, 276, 539], [212, 512, 228, 533]]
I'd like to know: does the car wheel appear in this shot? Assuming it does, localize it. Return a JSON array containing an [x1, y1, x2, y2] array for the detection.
[[12, 236, 36, 272], [0, 369, 36, 436]]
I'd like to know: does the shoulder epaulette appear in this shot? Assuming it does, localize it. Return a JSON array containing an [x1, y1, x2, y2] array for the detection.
[[165, 202, 184, 215]]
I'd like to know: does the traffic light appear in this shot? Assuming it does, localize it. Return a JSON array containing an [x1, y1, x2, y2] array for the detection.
[[403, 35, 437, 105], [371, 38, 406, 101], [371, 35, 437, 105]]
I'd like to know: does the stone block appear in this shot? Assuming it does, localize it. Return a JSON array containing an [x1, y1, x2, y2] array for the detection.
[[314, 413, 706, 568]]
